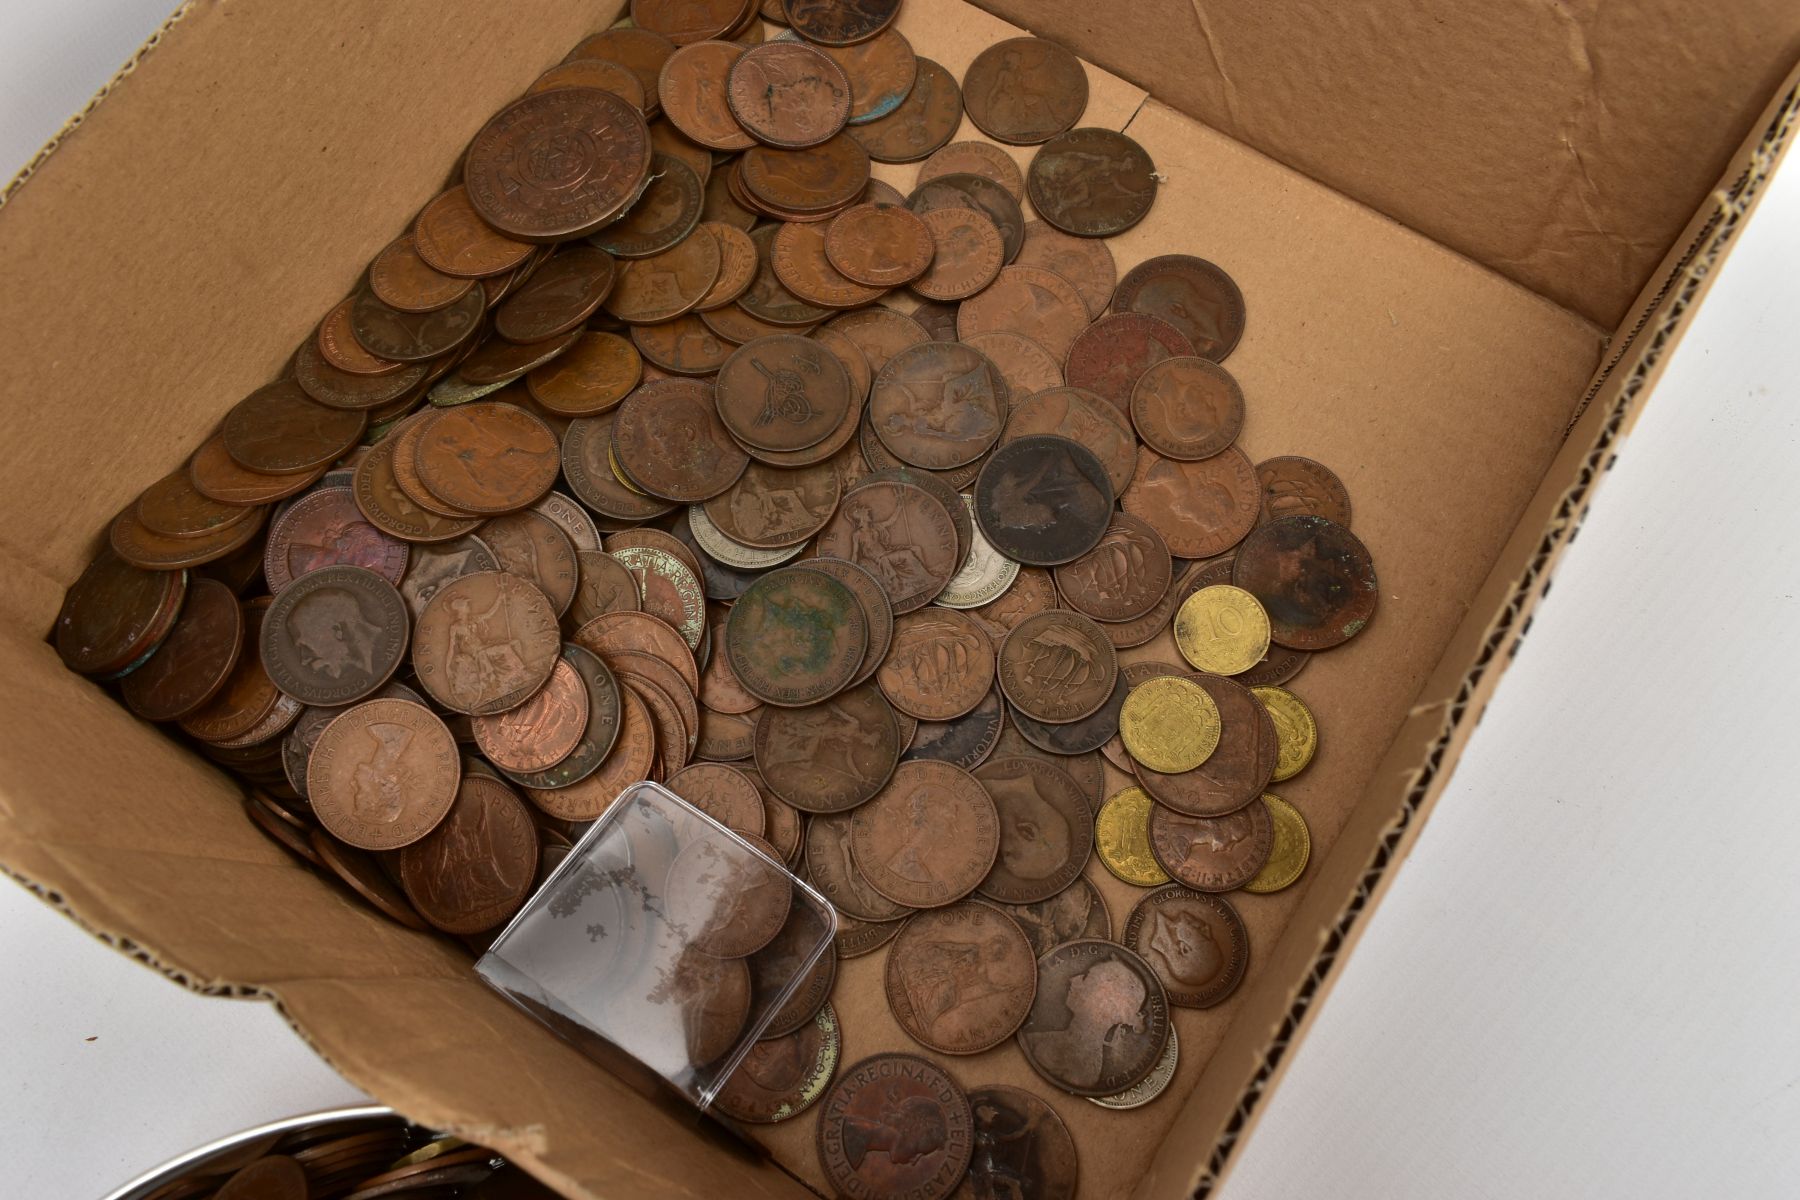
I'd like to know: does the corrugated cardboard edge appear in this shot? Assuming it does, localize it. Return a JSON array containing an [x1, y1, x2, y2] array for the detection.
[[1191, 60, 1800, 1199]]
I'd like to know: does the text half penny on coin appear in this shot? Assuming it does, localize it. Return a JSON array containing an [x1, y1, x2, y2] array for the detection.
[[412, 571, 561, 715], [811, 479, 959, 613], [1054, 513, 1173, 624], [307, 698, 460, 850], [1256, 455, 1353, 526], [869, 341, 1007, 470], [464, 87, 653, 241], [589, 153, 705, 259], [261, 565, 409, 706], [846, 56, 962, 164], [611, 378, 749, 501], [716, 334, 853, 452], [1122, 446, 1261, 560], [877, 608, 995, 722], [1232, 514, 1378, 650], [1015, 219, 1115, 318], [1134, 672, 1275, 817], [1017, 939, 1170, 1097], [1064, 312, 1194, 417], [222, 380, 368, 475], [602, 224, 724, 323], [725, 567, 866, 706], [413, 402, 561, 515], [348, 287, 485, 364], [917, 140, 1025, 201], [887, 901, 1036, 1054], [907, 171, 1025, 264], [1148, 798, 1275, 893], [119, 578, 242, 720], [493, 245, 616, 342], [909, 206, 1005, 302], [412, 186, 535, 278], [972, 755, 1095, 903], [398, 773, 540, 933], [727, 41, 852, 147], [973, 435, 1113, 567], [957, 264, 1089, 362], [823, 203, 933, 287], [53, 548, 187, 678], [1113, 254, 1247, 363], [1028, 127, 1159, 237], [996, 610, 1118, 725], [1123, 885, 1250, 1009], [849, 759, 998, 908], [1241, 793, 1311, 893], [1129, 354, 1246, 462], [790, 555, 892, 686], [817, 1052, 973, 1200], [470, 655, 590, 774]]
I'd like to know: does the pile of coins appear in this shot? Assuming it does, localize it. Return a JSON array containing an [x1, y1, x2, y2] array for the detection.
[[52, 1, 1379, 1197]]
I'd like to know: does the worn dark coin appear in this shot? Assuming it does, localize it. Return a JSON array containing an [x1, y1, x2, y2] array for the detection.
[[825, 305, 929, 373], [1009, 670, 1127, 756], [1001, 386, 1137, 497], [222, 379, 368, 475], [887, 901, 1036, 1054], [1015, 219, 1115, 318], [1122, 447, 1261, 560], [1255, 455, 1353, 526], [412, 571, 561, 715], [973, 435, 1113, 567], [726, 566, 867, 706], [307, 698, 461, 851], [727, 41, 852, 147], [1232, 514, 1377, 649], [750, 913, 837, 1038], [1147, 799, 1274, 893], [908, 207, 1005, 303], [1133, 672, 1276, 817], [846, 56, 962, 163], [790, 556, 893, 686], [717, 334, 854, 452], [666, 761, 765, 835], [1113, 254, 1246, 362], [493, 245, 616, 343], [917, 140, 1025, 201], [972, 755, 1094, 903], [741, 133, 872, 213], [992, 876, 1111, 959], [398, 773, 539, 933], [482, 509, 579, 617], [611, 378, 749, 501], [703, 457, 842, 550], [870, 341, 1008, 470], [714, 1001, 841, 1124], [907, 171, 1025, 263], [782, 0, 899, 45], [1017, 939, 1170, 1098], [1123, 885, 1250, 1009], [1129, 355, 1246, 462], [850, 759, 997, 908], [177, 599, 280, 743], [529, 331, 642, 417], [54, 547, 188, 678], [589, 154, 705, 258], [817, 1053, 973, 1200], [464, 87, 653, 240], [264, 485, 410, 593], [804, 809, 910, 921], [561, 411, 677, 521], [261, 565, 408, 706], [134, 470, 255, 541], [1064, 312, 1194, 417], [953, 1085, 1079, 1200], [1028, 127, 1158, 237], [348, 287, 484, 363], [996, 609, 1118, 725], [119, 578, 242, 720], [397, 535, 497, 625], [903, 682, 1004, 770], [812, 480, 958, 613], [962, 37, 1088, 144]]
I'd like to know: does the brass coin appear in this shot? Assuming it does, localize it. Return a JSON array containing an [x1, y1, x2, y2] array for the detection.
[[702, 456, 842, 548], [1122, 446, 1261, 560], [850, 759, 998, 908], [992, 876, 1111, 959], [1147, 799, 1274, 893], [917, 140, 1024, 200], [1095, 786, 1170, 887], [261, 565, 409, 706], [887, 901, 1036, 1053], [974, 435, 1114, 567], [412, 186, 535, 278], [1256, 455, 1353, 526], [1241, 793, 1311, 893], [412, 571, 561, 715], [413, 402, 561, 515], [1119, 676, 1221, 774], [602, 225, 723, 322], [726, 566, 867, 706], [1017, 939, 1170, 1098], [1253, 685, 1318, 781], [811, 479, 959, 613], [846, 56, 961, 163], [962, 37, 1088, 144], [1015, 219, 1115, 317], [1130, 355, 1245, 461], [589, 154, 705, 259], [727, 41, 852, 147], [716, 333, 854, 452], [713, 1001, 841, 1124], [870, 341, 1008, 469], [1232, 514, 1378, 650], [907, 171, 1025, 263], [1065, 312, 1194, 417], [464, 88, 653, 241], [1174, 584, 1272, 675], [222, 379, 368, 475], [398, 773, 539, 933], [1122, 885, 1249, 1009], [308, 698, 460, 850], [908, 206, 1005, 302], [957, 264, 1088, 361], [1133, 672, 1276, 818], [1027, 127, 1158, 237], [482, 509, 579, 618], [816, 1053, 973, 1200], [611, 377, 748, 500], [1113, 254, 1246, 363]]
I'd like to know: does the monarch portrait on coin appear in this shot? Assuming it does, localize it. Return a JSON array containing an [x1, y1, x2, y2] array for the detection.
[[289, 586, 384, 682]]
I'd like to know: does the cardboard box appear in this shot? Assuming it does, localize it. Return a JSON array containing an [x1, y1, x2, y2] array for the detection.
[[1, 1, 1795, 1196]]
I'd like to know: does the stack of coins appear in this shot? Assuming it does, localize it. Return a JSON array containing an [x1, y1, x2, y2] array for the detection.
[[52, 2, 1378, 1196]]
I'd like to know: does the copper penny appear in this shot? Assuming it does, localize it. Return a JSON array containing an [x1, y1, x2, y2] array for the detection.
[[995, 609, 1117, 726], [907, 172, 1025, 263], [412, 571, 560, 715], [693, 222, 759, 310], [824, 305, 927, 373], [1028, 127, 1158, 237], [261, 565, 409, 705], [119, 578, 242, 720], [846, 56, 961, 163], [464, 88, 652, 240], [697, 707, 759, 762], [213, 1157, 310, 1200], [602, 224, 723, 324], [264, 486, 409, 592], [1010, 669, 1127, 757], [704, 459, 841, 552], [773, 219, 884, 309], [903, 682, 1004, 770], [526, 330, 643, 417], [803, 27, 913, 126], [1015, 219, 1115, 319], [561, 411, 678, 521], [750, 916, 835, 1037], [187, 434, 326, 506], [1130, 355, 1245, 461], [748, 686, 899, 811], [282, 680, 426, 798], [177, 600, 278, 741], [782, 0, 899, 45], [317, 297, 404, 377], [917, 140, 1025, 201], [877, 608, 995, 721], [222, 379, 367, 475], [870, 341, 1007, 470], [1147, 799, 1273, 892], [569, 549, 642, 626], [992, 877, 1111, 959], [1124, 885, 1249, 1009], [741, 135, 871, 213], [310, 831, 430, 931], [973, 435, 1113, 567], [1122, 446, 1260, 559], [1134, 672, 1275, 818], [728, 42, 851, 147], [494, 642, 618, 790], [632, 0, 749, 45], [817, 1052, 972, 1200], [414, 402, 561, 515], [412, 186, 535, 277], [698, 621, 758, 714], [963, 37, 1088, 144], [908, 207, 1004, 302], [805, 808, 910, 923], [108, 499, 264, 573], [134, 470, 254, 541], [1237, 641, 1313, 688], [850, 759, 998, 908], [292, 336, 426, 411], [398, 773, 539, 932], [666, 761, 766, 835], [524, 669, 645, 819], [812, 480, 958, 613], [823, 203, 933, 287], [886, 902, 1036, 1054], [717, 333, 854, 452], [590, 154, 705, 259], [568, 26, 677, 118], [813, 324, 872, 405], [1001, 385, 1137, 496], [668, 826, 792, 958], [957, 264, 1088, 361], [528, 56, 648, 109], [246, 793, 320, 864], [1065, 312, 1194, 417], [1255, 455, 1352, 526], [701, 159, 759, 229], [791, 556, 892, 687], [1232, 514, 1377, 649], [1113, 254, 1246, 362], [348, 288, 484, 363], [453, 327, 583, 388], [494, 246, 617, 342], [352, 436, 482, 545], [658, 40, 756, 151], [1054, 513, 1172, 623], [307, 698, 460, 850], [963, 330, 1063, 396], [468, 657, 589, 774], [573, 607, 701, 696], [972, 755, 1094, 903], [971, 565, 1057, 634], [611, 378, 748, 500], [651, 119, 714, 184], [1017, 939, 1170, 1097], [659, 947, 754, 1065], [725, 566, 866, 706], [955, 1086, 1078, 1199], [717, 999, 843, 1121], [482, 509, 579, 617]]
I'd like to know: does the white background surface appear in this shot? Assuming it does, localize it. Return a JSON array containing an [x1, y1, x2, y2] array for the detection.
[[5, 6, 1799, 1198]]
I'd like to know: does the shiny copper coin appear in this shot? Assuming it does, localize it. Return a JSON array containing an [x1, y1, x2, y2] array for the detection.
[[348, 287, 484, 363], [482, 509, 578, 616], [726, 566, 867, 706], [846, 56, 961, 163], [850, 759, 998, 908], [177, 600, 279, 741], [703, 458, 841, 552], [870, 341, 1007, 470], [917, 140, 1024, 200], [972, 754, 1094, 903], [494, 246, 616, 342], [525, 671, 645, 819], [413, 402, 560, 515], [907, 171, 1025, 263], [527, 331, 642, 417], [963, 37, 1088, 144], [468, 656, 588, 774], [292, 337, 426, 411], [824, 203, 933, 286], [561, 411, 678, 521], [464, 88, 653, 241], [993, 876, 1111, 959], [823, 304, 927, 373], [1113, 254, 1246, 362], [529, 56, 648, 110], [1130, 355, 1245, 460], [351, 436, 482, 545], [956, 264, 1088, 361], [134, 470, 254, 541], [1028, 127, 1158, 236], [398, 773, 539, 932], [666, 761, 765, 835], [791, 555, 892, 686], [812, 480, 959, 613], [728, 41, 851, 147], [412, 186, 535, 278], [611, 377, 748, 500], [222, 379, 367, 475], [996, 609, 1117, 727], [1256, 455, 1353, 526], [740, 135, 871, 213], [1017, 939, 1170, 1097], [568, 26, 677, 118], [772, 218, 884, 308], [1232, 514, 1377, 649], [412, 571, 561, 715], [109, 497, 264, 572], [887, 901, 1036, 1054], [782, 0, 900, 45], [1122, 446, 1261, 559], [815, 28, 917, 124], [878, 608, 994, 722], [307, 698, 460, 850], [1054, 513, 1173, 623], [261, 565, 408, 706], [603, 227, 723, 323], [973, 434, 1113, 567], [804, 808, 909, 920], [1147, 798, 1274, 892], [187, 434, 325, 507], [1016, 219, 1115, 319], [317, 297, 404, 377], [658, 39, 756, 151], [667, 826, 792, 957], [119, 578, 241, 720], [1124, 885, 1249, 1009], [569, 549, 641, 626], [1065, 312, 1194, 416], [908, 206, 1004, 302], [573, 607, 701, 696], [717, 333, 854, 452], [1001, 385, 1137, 496], [632, 0, 749, 45], [590, 153, 705, 259], [817, 1052, 973, 1200], [694, 222, 759, 309]]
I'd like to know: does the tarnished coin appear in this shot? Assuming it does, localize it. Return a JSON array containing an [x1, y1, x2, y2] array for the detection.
[[1028, 127, 1158, 237], [119, 578, 241, 721], [846, 56, 961, 163], [773, 219, 884, 309], [1134, 672, 1276, 817], [1148, 799, 1274, 893], [971, 565, 1056, 634], [825, 305, 928, 373], [963, 38, 1088, 144], [697, 708, 758, 762], [878, 608, 995, 721], [907, 172, 1025, 263], [1126, 889, 1249, 1012], [1256, 455, 1352, 526], [398, 773, 539, 933], [308, 698, 460, 850], [1017, 939, 1170, 1097], [887, 902, 1036, 1053], [1113, 254, 1246, 362], [703, 457, 842, 549], [782, 0, 900, 45], [529, 56, 648, 108], [850, 760, 998, 908], [811, 28, 917, 125], [714, 1001, 841, 1124], [567, 550, 639, 627], [108, 499, 265, 573], [749, 907, 836, 1036], [954, 1086, 1078, 1200], [1123, 447, 1261, 559], [562, 411, 677, 521], [54, 548, 188, 678], [264, 486, 410, 593], [1015, 219, 1115, 318], [412, 571, 561, 715], [533, 489, 603, 554], [464, 88, 652, 240], [717, 334, 854, 452], [903, 682, 1004, 770], [996, 609, 1117, 726], [1009, 670, 1126, 757], [261, 565, 408, 706], [1065, 312, 1194, 417], [589, 153, 705, 259], [1094, 786, 1170, 887], [470, 656, 589, 773], [611, 378, 748, 501], [727, 41, 851, 147], [974, 435, 1113, 567], [957, 264, 1089, 361], [352, 436, 483, 545], [1088, 1024, 1179, 1110], [1232, 514, 1377, 649], [804, 809, 910, 921], [1001, 386, 1136, 496], [222, 380, 367, 475], [412, 186, 535, 278], [693, 222, 760, 310], [817, 1053, 973, 1200], [850, 464, 973, 572], [569, 26, 677, 118], [603, 228, 723, 322], [736, 225, 832, 328], [726, 566, 867, 706], [1254, 685, 1318, 780], [908, 207, 1004, 303], [971, 755, 1094, 903], [413, 403, 561, 515], [1128, 356, 1245, 462], [348, 287, 484, 363], [494, 245, 616, 342], [1174, 584, 1271, 675], [962, 330, 1062, 397], [812, 480, 959, 613], [833, 912, 904, 958], [134, 470, 255, 541], [188, 433, 329, 505], [612, 544, 706, 649], [917, 140, 1024, 201], [791, 556, 893, 686], [1241, 793, 1311, 893], [177, 600, 279, 742], [368, 233, 475, 313], [399, 535, 497, 624], [993, 877, 1111, 958], [634, 314, 732, 377], [1054, 514, 1172, 623], [823, 203, 933, 287], [741, 134, 872, 213]]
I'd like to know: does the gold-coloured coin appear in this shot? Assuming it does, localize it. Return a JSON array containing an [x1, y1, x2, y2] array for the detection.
[[609, 445, 650, 496], [1118, 676, 1220, 773], [1253, 685, 1318, 781], [1173, 584, 1272, 675], [1241, 793, 1310, 893], [1094, 786, 1171, 887]]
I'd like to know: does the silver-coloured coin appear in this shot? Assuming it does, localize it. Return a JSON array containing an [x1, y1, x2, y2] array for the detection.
[[1088, 1025, 1179, 1110], [935, 494, 1021, 608], [688, 504, 810, 570]]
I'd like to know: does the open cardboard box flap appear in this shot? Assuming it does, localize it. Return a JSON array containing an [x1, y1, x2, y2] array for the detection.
[[0, 1, 1794, 1197]]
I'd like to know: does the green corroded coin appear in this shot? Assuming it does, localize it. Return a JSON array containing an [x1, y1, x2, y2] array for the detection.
[[724, 565, 869, 708]]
